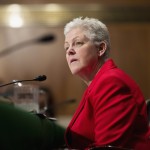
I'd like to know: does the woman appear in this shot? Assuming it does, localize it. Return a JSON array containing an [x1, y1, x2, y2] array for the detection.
[[64, 17, 150, 150]]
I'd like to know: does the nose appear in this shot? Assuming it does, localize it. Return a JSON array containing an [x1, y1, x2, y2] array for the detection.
[[66, 47, 76, 55]]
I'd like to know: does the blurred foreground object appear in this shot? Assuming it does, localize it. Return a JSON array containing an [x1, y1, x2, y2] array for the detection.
[[0, 34, 55, 57], [0, 100, 65, 150]]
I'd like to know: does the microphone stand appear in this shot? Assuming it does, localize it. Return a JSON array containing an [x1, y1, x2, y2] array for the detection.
[[0, 34, 55, 58], [36, 99, 76, 121], [0, 79, 36, 87], [0, 75, 47, 87]]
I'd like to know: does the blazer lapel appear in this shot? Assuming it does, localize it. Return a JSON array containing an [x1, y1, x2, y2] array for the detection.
[[68, 89, 89, 128], [68, 59, 117, 128]]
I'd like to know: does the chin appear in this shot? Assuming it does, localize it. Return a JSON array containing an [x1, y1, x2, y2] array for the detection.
[[69, 65, 84, 76], [70, 68, 81, 75], [71, 70, 78, 75]]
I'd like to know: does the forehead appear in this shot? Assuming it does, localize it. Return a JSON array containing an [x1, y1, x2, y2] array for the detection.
[[65, 28, 88, 42]]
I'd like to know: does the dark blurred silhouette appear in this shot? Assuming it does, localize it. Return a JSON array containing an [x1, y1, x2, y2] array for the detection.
[[146, 99, 150, 125]]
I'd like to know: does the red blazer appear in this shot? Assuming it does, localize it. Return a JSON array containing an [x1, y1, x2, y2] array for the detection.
[[65, 59, 150, 150]]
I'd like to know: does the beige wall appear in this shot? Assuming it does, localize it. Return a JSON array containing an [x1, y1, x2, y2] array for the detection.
[[0, 1, 149, 116]]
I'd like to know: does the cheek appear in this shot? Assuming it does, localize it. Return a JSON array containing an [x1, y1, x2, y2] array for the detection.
[[66, 55, 69, 64], [82, 56, 97, 68], [80, 49, 98, 64]]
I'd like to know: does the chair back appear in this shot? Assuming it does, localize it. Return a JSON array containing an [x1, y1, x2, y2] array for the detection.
[[89, 145, 133, 150]]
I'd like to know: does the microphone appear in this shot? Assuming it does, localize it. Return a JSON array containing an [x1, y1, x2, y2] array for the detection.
[[35, 34, 55, 43], [0, 75, 47, 87], [0, 34, 55, 57], [33, 75, 47, 81]]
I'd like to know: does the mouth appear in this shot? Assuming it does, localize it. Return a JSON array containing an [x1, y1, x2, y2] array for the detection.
[[70, 58, 78, 64]]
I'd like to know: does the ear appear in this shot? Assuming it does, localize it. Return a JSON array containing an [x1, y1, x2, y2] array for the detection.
[[97, 42, 107, 57]]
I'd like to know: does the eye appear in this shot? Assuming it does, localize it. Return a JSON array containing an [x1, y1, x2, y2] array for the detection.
[[76, 41, 83, 45], [64, 46, 69, 51], [75, 41, 84, 47], [64, 44, 69, 51]]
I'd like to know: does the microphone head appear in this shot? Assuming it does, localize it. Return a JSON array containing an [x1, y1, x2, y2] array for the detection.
[[36, 34, 55, 43], [34, 75, 47, 81]]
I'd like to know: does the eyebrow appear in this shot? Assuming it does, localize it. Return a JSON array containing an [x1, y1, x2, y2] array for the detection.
[[65, 36, 80, 44]]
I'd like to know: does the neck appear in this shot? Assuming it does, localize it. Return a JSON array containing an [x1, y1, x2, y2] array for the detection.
[[80, 58, 107, 86]]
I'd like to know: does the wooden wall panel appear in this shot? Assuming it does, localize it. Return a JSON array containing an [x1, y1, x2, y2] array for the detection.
[[0, 3, 149, 116], [109, 23, 150, 99]]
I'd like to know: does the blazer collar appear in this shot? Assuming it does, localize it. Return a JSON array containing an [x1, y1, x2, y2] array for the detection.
[[88, 58, 117, 92]]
